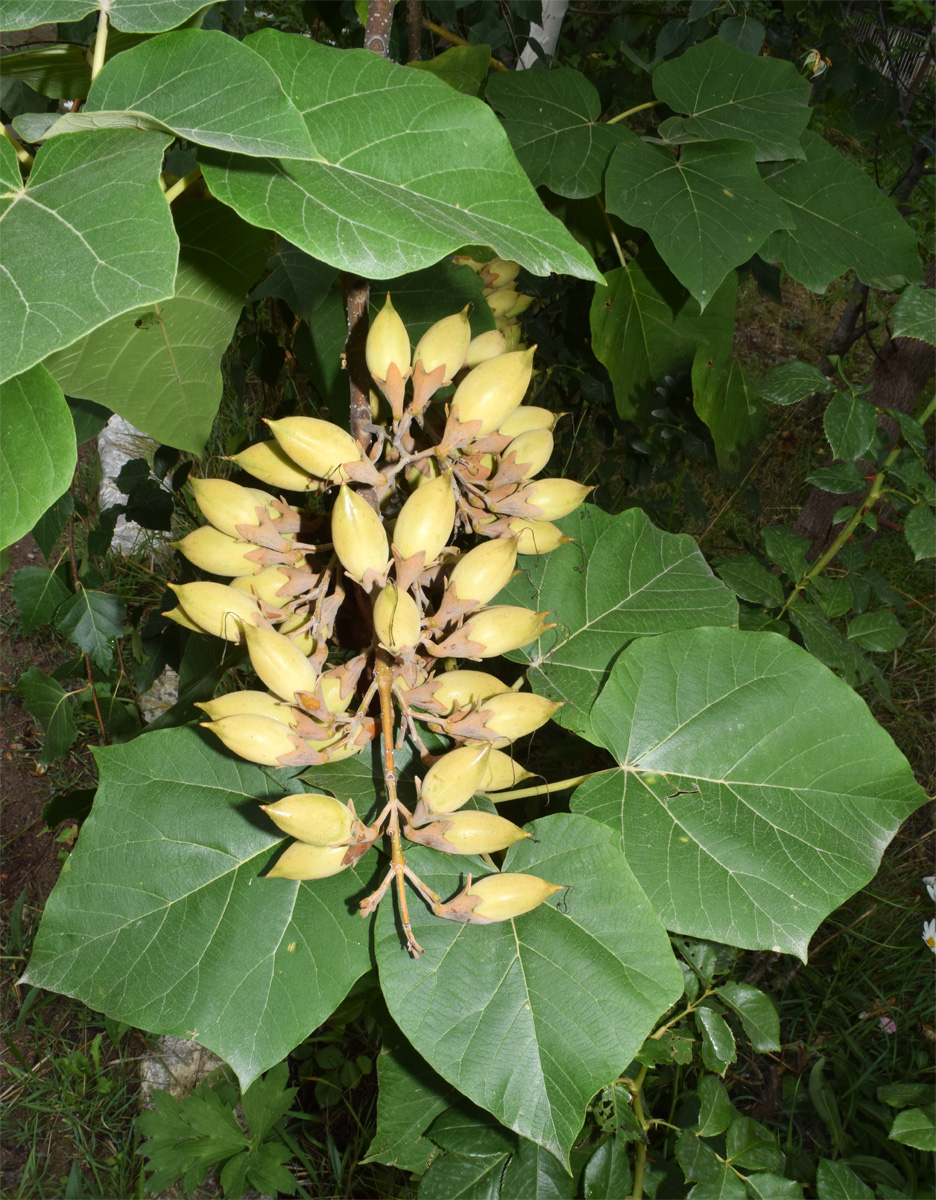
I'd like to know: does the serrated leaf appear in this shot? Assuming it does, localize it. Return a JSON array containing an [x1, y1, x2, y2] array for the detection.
[[364, 1036, 455, 1172], [241, 1139, 296, 1197], [487, 67, 632, 199], [17, 665, 79, 764], [0, 2, 209, 33], [654, 38, 810, 161], [676, 1131, 724, 1185], [22, 727, 374, 1089], [377, 814, 683, 1166], [44, 199, 268, 456], [847, 610, 906, 653], [573, 627, 926, 958], [11, 565, 70, 633], [84, 30, 315, 159], [890, 283, 935, 346], [589, 251, 737, 422], [408, 44, 492, 97], [418, 1149, 510, 1200], [687, 1175, 748, 1199], [804, 463, 865, 494], [756, 362, 835, 406], [787, 603, 889, 698], [137, 1081, 248, 1194], [496, 506, 737, 744], [761, 526, 808, 581], [0, 129, 177, 384], [823, 392, 877, 463], [716, 982, 780, 1051], [697, 1075, 734, 1137], [501, 1136, 576, 1199], [583, 1139, 633, 1200], [199, 31, 600, 283], [691, 351, 765, 471], [888, 1105, 936, 1151], [696, 1007, 736, 1074], [605, 137, 792, 309], [0, 364, 77, 549], [904, 503, 935, 561], [726, 1116, 782, 1171], [745, 1174, 804, 1199], [760, 132, 922, 294], [713, 556, 785, 608], [815, 1158, 873, 1199], [878, 1082, 933, 1108], [241, 1062, 297, 1144], [55, 588, 127, 669]]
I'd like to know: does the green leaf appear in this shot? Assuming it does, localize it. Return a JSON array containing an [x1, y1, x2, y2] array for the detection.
[[55, 588, 127, 669], [761, 526, 808, 581], [676, 1131, 725, 1185], [377, 814, 683, 1166], [697, 1075, 734, 1137], [691, 352, 765, 472], [418, 1148, 510, 1199], [605, 138, 792, 309], [574, 627, 926, 958], [787, 603, 889, 697], [888, 410, 928, 459], [823, 392, 877, 463], [241, 1062, 297, 1143], [22, 727, 373, 1089], [137, 1081, 248, 1194], [17, 665, 79, 764], [756, 362, 835, 406], [889, 1105, 936, 1151], [200, 32, 600, 283], [583, 1139, 633, 1200], [496, 505, 737, 744], [815, 1158, 873, 1200], [589, 252, 738, 422], [716, 982, 780, 1052], [1, 129, 177, 384], [247, 242, 338, 324], [890, 283, 935, 346], [847, 610, 907, 653], [725, 1116, 782, 1172], [67, 396, 112, 445], [44, 199, 268, 456], [717, 15, 766, 55], [0, 364, 77, 549], [687, 1176, 748, 1200], [428, 1107, 517, 1157], [804, 463, 865, 494], [0, 44, 91, 101], [903, 503, 935, 561], [655, 39, 810, 162], [487, 67, 632, 199], [241, 1139, 296, 1197], [0, 2, 210, 33], [760, 133, 922, 294], [878, 1082, 933, 1109], [501, 1136, 576, 1199], [695, 1007, 736, 1075], [713, 556, 785, 608], [85, 30, 315, 159], [365, 1035, 455, 1172], [408, 44, 492, 96], [744, 1174, 803, 1200], [11, 565, 70, 633]]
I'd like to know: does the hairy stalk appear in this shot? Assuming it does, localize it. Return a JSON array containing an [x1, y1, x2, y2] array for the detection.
[[483, 768, 616, 802], [90, 7, 109, 79]]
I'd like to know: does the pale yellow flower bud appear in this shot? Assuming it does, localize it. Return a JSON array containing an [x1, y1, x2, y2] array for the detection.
[[190, 477, 275, 539], [448, 537, 518, 607], [373, 582, 421, 653], [196, 690, 298, 725], [243, 622, 321, 701], [520, 478, 591, 520], [266, 841, 351, 880], [449, 348, 535, 436], [201, 714, 296, 765], [227, 441, 321, 492], [265, 417, 364, 483], [465, 328, 507, 368], [501, 428, 554, 478], [331, 484, 390, 582], [497, 406, 559, 438], [420, 743, 492, 814], [479, 691, 562, 747], [261, 793, 354, 846], [393, 473, 455, 565], [168, 581, 262, 642], [507, 518, 567, 556], [409, 810, 529, 855], [173, 526, 257, 577], [469, 873, 562, 920], [412, 307, 471, 383], [366, 294, 411, 383]]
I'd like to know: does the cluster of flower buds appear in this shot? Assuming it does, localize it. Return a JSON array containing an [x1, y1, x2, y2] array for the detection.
[[166, 288, 591, 952], [454, 255, 534, 352]]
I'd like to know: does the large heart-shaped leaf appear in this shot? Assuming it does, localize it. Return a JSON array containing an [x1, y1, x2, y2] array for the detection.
[[759, 132, 922, 294], [572, 627, 927, 959], [85, 30, 316, 160], [0, 364, 77, 549], [376, 814, 683, 1166], [588, 250, 737, 421], [0, 1, 217, 33], [605, 137, 792, 309], [199, 31, 600, 283], [691, 350, 765, 472], [496, 506, 738, 743], [0, 129, 177, 384], [654, 37, 811, 162], [44, 199, 268, 456], [23, 727, 374, 1089], [487, 67, 632, 199]]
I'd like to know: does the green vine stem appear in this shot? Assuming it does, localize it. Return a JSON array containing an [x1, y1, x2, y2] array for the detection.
[[778, 392, 936, 618], [90, 7, 109, 80]]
